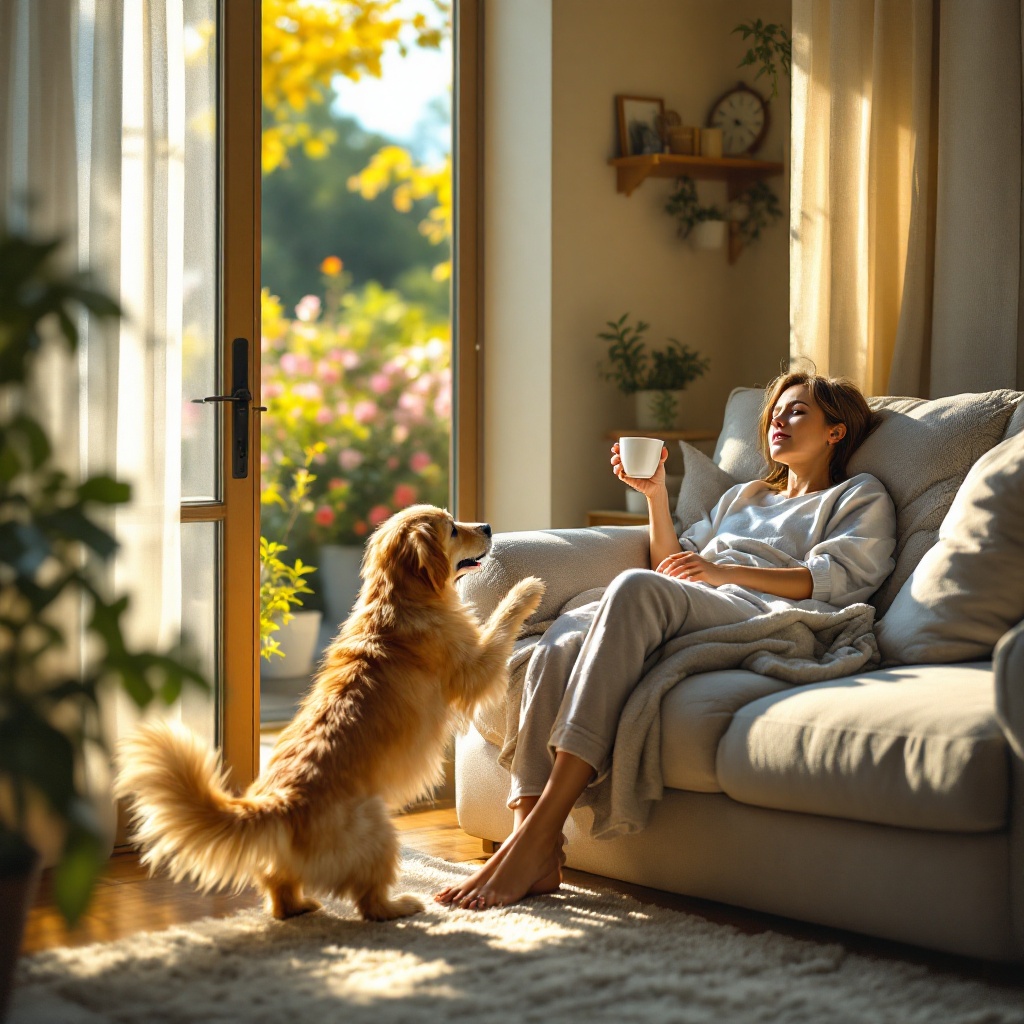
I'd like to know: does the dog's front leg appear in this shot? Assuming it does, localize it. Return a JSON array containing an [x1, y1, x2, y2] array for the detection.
[[452, 576, 546, 712]]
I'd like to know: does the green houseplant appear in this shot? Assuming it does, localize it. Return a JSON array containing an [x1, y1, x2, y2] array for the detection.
[[0, 230, 207, 1015], [733, 18, 792, 101], [667, 176, 783, 256], [597, 314, 710, 430], [665, 177, 727, 250]]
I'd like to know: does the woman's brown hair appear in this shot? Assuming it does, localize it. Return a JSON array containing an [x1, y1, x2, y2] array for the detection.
[[758, 371, 875, 490]]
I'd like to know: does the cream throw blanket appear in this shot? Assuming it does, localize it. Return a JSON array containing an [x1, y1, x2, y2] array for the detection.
[[486, 599, 879, 839]]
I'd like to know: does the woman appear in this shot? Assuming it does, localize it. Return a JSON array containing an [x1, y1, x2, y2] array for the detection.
[[436, 371, 896, 910]]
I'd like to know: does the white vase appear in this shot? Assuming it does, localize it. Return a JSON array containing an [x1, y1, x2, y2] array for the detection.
[[319, 543, 365, 627], [260, 608, 324, 680], [690, 220, 726, 250], [635, 389, 688, 430]]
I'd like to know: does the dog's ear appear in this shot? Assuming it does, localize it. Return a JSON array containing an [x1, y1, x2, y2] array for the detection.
[[407, 519, 450, 593]]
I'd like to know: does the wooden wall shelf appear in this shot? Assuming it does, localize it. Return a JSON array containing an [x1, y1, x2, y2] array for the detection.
[[609, 153, 784, 198]]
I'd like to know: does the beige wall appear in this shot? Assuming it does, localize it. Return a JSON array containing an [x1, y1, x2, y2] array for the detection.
[[483, 0, 791, 531]]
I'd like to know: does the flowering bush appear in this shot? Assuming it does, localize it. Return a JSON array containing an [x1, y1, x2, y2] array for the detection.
[[260, 262, 450, 581]]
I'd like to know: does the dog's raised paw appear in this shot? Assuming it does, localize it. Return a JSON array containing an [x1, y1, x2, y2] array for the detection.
[[507, 576, 546, 618]]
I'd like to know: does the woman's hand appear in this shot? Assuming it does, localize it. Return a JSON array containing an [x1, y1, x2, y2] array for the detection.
[[655, 551, 731, 587], [610, 443, 669, 500]]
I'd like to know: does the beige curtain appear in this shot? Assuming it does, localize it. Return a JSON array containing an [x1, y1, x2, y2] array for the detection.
[[791, 0, 1024, 398], [0, 0, 216, 740]]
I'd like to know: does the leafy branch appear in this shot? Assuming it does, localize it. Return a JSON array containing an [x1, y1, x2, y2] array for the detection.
[[733, 18, 792, 100]]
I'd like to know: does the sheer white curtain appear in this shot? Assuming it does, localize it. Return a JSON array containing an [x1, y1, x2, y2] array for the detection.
[[790, 0, 1024, 398], [0, 0, 191, 726]]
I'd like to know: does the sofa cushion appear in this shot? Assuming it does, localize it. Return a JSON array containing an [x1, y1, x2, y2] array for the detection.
[[673, 441, 736, 533], [716, 662, 1008, 833], [849, 391, 1021, 614], [660, 669, 789, 793], [876, 432, 1024, 665], [712, 386, 769, 482]]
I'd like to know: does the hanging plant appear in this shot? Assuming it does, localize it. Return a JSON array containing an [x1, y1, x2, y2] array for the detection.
[[665, 177, 725, 241], [733, 180, 784, 245]]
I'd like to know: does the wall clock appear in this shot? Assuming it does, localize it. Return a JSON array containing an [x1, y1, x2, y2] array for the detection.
[[706, 82, 768, 156]]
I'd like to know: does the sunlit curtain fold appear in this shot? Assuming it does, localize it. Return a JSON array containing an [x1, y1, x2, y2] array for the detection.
[[791, 0, 1024, 398], [0, 0, 186, 710]]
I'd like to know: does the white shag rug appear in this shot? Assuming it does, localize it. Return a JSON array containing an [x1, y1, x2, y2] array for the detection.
[[10, 850, 1024, 1024]]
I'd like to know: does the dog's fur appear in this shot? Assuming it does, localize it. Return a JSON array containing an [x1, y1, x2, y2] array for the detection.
[[114, 505, 545, 921]]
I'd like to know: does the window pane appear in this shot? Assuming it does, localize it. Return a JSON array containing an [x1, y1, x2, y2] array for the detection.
[[180, 520, 219, 747]]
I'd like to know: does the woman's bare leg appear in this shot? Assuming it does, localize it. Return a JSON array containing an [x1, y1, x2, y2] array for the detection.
[[457, 751, 594, 910]]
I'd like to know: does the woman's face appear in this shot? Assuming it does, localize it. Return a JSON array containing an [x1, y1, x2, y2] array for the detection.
[[767, 383, 845, 467]]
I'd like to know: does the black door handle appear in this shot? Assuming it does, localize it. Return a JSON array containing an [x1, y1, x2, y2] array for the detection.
[[191, 337, 265, 479]]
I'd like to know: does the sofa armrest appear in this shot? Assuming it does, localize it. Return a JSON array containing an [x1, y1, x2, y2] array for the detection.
[[995, 618, 1024, 760], [457, 525, 649, 627]]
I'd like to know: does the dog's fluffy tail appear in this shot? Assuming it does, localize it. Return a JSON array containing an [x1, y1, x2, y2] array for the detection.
[[114, 720, 286, 894]]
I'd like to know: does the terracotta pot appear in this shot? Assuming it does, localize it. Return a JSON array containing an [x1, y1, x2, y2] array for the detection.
[[0, 853, 42, 1022]]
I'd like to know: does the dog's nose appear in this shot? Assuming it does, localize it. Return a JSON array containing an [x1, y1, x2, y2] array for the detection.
[[481, 523, 492, 537]]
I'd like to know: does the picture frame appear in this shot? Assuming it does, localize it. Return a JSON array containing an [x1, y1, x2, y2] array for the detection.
[[616, 95, 666, 157]]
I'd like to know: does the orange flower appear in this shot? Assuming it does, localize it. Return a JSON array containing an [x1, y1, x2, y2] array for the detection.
[[320, 255, 343, 276]]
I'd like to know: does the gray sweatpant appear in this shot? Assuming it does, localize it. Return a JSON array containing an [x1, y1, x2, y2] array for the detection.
[[508, 567, 767, 806]]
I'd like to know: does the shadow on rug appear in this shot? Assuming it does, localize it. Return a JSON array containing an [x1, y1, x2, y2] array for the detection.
[[10, 849, 1024, 1024]]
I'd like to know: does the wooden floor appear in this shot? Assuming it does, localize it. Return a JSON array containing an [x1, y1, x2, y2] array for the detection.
[[22, 800, 1024, 991]]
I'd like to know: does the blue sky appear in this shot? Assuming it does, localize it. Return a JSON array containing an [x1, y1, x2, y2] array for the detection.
[[330, 0, 451, 162]]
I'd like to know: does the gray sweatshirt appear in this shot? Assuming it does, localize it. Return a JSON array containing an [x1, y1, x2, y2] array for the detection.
[[678, 472, 897, 607]]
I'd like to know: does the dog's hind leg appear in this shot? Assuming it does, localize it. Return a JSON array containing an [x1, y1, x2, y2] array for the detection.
[[260, 873, 322, 920], [342, 799, 424, 922]]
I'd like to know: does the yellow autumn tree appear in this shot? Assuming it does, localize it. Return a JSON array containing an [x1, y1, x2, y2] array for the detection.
[[262, 0, 451, 274]]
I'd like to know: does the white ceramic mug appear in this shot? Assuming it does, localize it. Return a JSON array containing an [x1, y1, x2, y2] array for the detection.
[[619, 436, 664, 478]]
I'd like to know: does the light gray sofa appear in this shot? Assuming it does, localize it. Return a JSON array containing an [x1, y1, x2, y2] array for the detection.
[[455, 387, 1024, 962]]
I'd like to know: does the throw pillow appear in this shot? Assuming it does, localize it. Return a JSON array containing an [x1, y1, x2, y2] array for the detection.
[[674, 441, 737, 531], [850, 390, 1021, 614], [712, 386, 769, 482], [876, 431, 1024, 665]]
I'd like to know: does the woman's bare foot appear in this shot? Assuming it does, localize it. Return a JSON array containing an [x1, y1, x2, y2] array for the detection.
[[434, 831, 565, 907], [459, 821, 563, 910]]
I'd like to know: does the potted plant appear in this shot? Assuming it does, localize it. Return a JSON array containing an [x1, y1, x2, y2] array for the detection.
[[260, 449, 319, 680], [260, 269, 450, 627], [665, 176, 727, 250], [0, 230, 207, 1017], [596, 314, 710, 430]]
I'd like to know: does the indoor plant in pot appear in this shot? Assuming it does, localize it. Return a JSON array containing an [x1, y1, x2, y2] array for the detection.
[[597, 313, 710, 431], [0, 230, 207, 1018], [665, 176, 727, 250]]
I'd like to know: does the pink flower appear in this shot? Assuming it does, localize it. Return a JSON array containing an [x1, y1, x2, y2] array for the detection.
[[409, 451, 432, 473], [392, 424, 409, 444], [370, 373, 391, 395], [328, 477, 344, 489], [318, 362, 340, 384], [295, 294, 321, 322], [262, 382, 283, 399], [387, 456, 399, 470], [280, 352, 299, 374], [353, 520, 368, 537], [338, 448, 363, 471], [314, 506, 335, 526], [354, 400, 378, 424], [393, 483, 417, 507], [368, 504, 391, 526], [330, 348, 359, 370], [292, 381, 321, 401], [315, 407, 333, 425]]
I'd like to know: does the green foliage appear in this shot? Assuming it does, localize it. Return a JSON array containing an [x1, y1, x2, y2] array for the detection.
[[259, 451, 318, 661], [597, 314, 710, 395], [262, 110, 443, 311], [649, 390, 680, 431], [733, 18, 792, 100], [0, 230, 207, 923], [736, 180, 784, 245], [665, 177, 725, 240]]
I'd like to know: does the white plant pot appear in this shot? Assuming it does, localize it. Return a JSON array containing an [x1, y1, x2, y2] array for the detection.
[[319, 543, 365, 627], [635, 389, 688, 430], [261, 608, 324, 680], [690, 220, 726, 250]]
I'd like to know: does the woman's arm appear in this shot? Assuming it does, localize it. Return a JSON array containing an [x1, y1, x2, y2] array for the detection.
[[655, 551, 814, 601], [610, 443, 681, 570]]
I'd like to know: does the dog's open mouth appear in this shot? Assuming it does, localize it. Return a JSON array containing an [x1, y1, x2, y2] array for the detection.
[[455, 553, 487, 576]]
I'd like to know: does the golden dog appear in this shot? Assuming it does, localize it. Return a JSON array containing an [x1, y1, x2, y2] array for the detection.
[[115, 505, 545, 921]]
